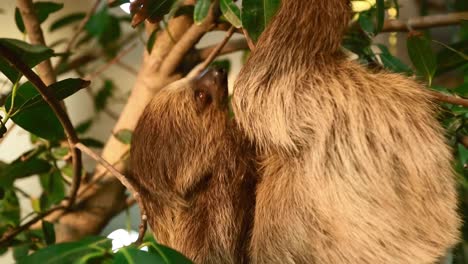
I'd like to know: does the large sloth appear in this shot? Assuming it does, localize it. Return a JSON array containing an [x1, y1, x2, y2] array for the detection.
[[232, 0, 460, 263], [130, 69, 256, 264]]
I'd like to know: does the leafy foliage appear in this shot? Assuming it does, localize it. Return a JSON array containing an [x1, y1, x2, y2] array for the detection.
[[0, 0, 467, 263]]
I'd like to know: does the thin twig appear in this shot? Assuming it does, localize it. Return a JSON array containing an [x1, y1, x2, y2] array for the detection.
[[0, 44, 84, 208], [75, 142, 147, 244], [86, 43, 138, 80], [0, 205, 66, 247], [199, 26, 236, 70], [382, 12, 468, 32], [242, 28, 256, 50]]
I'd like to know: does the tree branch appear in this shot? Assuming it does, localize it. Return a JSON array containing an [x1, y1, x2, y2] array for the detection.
[[429, 91, 468, 108], [16, 0, 56, 85], [85, 42, 138, 80], [198, 26, 235, 71], [158, 2, 218, 76], [382, 12, 468, 32], [0, 44, 84, 208], [199, 38, 249, 60]]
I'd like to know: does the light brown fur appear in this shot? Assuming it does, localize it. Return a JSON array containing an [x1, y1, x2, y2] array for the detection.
[[233, 0, 460, 263], [130, 69, 256, 264]]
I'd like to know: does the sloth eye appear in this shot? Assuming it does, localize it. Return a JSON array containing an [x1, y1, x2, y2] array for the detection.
[[194, 90, 212, 108]]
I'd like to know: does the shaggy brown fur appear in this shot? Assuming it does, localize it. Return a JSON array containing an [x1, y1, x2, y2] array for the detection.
[[130, 69, 256, 264], [232, 0, 460, 263]]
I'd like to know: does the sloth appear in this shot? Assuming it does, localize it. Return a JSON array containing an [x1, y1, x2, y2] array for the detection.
[[129, 68, 256, 264], [232, 0, 460, 263]]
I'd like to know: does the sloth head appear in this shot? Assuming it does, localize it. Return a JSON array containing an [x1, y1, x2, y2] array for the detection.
[[130, 68, 231, 196]]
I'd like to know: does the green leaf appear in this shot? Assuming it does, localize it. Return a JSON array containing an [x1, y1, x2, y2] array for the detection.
[[145, 0, 176, 21], [42, 221, 56, 245], [241, 0, 280, 41], [15, 2, 64, 33], [0, 38, 54, 83], [149, 243, 193, 264], [0, 190, 20, 234], [220, 0, 242, 28], [80, 138, 104, 148], [407, 34, 437, 85], [436, 39, 468, 75], [13, 244, 30, 261], [85, 7, 121, 46], [5, 82, 64, 141], [94, 80, 115, 112], [75, 119, 93, 134], [19, 78, 90, 112], [39, 170, 65, 206], [376, 44, 413, 74], [358, 12, 374, 35], [375, 0, 385, 33], [147, 30, 158, 54], [49, 13, 86, 32], [18, 237, 112, 264], [114, 129, 132, 145], [459, 144, 468, 166], [114, 247, 167, 264], [0, 157, 51, 188], [194, 0, 211, 25]]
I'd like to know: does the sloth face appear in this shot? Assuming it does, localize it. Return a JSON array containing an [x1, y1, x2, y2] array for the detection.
[[131, 68, 231, 189]]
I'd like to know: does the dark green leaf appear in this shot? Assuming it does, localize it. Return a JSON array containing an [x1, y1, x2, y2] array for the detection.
[[39, 170, 65, 206], [407, 34, 437, 85], [85, 7, 121, 46], [359, 12, 374, 35], [146, 0, 176, 21], [15, 2, 64, 33], [42, 221, 56, 245], [94, 80, 115, 112], [13, 244, 30, 261], [149, 243, 193, 264], [0, 38, 54, 83], [75, 119, 93, 134], [19, 78, 90, 112], [147, 30, 158, 54], [18, 237, 112, 264], [0, 157, 51, 187], [459, 144, 468, 166], [49, 13, 86, 32], [375, 0, 385, 33], [80, 138, 105, 148], [376, 44, 412, 74], [241, 0, 280, 41], [220, 0, 241, 28], [114, 247, 167, 264], [5, 82, 65, 141], [194, 0, 211, 25], [0, 190, 20, 234], [114, 129, 132, 145], [436, 40, 468, 75]]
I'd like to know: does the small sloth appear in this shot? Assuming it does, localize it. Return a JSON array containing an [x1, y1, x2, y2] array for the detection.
[[130, 68, 256, 264], [233, 0, 460, 263]]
